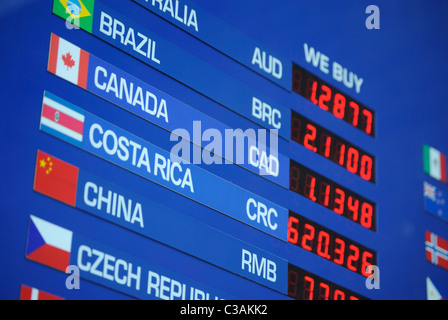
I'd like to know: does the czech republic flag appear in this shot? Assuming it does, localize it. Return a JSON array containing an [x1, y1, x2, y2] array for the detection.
[[26, 215, 73, 272]]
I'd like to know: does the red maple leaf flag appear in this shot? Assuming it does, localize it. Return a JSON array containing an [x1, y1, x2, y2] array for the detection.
[[62, 52, 75, 70], [47, 34, 89, 88]]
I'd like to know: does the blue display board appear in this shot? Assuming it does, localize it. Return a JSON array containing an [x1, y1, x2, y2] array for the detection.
[[1, 0, 448, 301]]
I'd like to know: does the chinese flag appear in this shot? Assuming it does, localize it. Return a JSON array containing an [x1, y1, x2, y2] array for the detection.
[[33, 150, 79, 206]]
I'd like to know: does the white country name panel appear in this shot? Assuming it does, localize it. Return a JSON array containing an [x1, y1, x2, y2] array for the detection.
[[25, 214, 287, 299], [53, 0, 292, 139], [132, 0, 292, 90]]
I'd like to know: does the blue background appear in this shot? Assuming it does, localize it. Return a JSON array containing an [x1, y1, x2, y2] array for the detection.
[[1, 0, 448, 299]]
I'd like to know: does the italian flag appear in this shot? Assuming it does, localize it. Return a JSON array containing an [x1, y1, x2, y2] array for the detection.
[[423, 144, 447, 183]]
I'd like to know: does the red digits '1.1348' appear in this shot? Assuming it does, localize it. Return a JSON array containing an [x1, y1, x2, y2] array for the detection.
[[289, 160, 376, 230]]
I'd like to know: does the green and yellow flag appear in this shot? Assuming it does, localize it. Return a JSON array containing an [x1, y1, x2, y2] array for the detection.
[[53, 0, 95, 33]]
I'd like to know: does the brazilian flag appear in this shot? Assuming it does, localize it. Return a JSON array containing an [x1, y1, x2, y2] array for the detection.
[[53, 0, 95, 33]]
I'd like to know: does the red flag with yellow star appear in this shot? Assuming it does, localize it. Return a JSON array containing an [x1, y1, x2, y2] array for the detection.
[[33, 150, 79, 206]]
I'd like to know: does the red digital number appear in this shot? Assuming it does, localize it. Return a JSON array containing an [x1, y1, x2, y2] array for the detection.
[[324, 135, 332, 158], [317, 231, 331, 259], [362, 109, 373, 135], [290, 111, 375, 184], [334, 290, 346, 300], [318, 282, 330, 300], [360, 202, 373, 229], [333, 93, 346, 119], [333, 238, 346, 265], [361, 251, 374, 277], [289, 161, 375, 231], [292, 64, 374, 137], [317, 181, 330, 207], [303, 275, 315, 300], [346, 147, 359, 174], [303, 124, 317, 152], [349, 101, 359, 126], [301, 223, 315, 251], [308, 80, 318, 105], [335, 141, 346, 166], [304, 174, 317, 202], [347, 196, 359, 221], [347, 245, 360, 272], [288, 216, 299, 244], [318, 85, 331, 111], [333, 188, 345, 215], [318, 133, 332, 158], [288, 210, 376, 282], [360, 155, 373, 181]]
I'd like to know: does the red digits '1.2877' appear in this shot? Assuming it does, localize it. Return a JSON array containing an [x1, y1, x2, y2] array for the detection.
[[292, 63, 375, 137]]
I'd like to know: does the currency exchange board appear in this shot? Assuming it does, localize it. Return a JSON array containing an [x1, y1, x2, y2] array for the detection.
[[1, 0, 448, 300]]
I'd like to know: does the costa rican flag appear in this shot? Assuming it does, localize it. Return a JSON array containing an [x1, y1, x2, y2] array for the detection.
[[40, 91, 85, 147], [425, 231, 448, 271], [26, 215, 73, 272], [20, 284, 64, 300]]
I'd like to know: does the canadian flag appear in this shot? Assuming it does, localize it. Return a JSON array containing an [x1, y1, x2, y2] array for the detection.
[[47, 33, 89, 89]]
